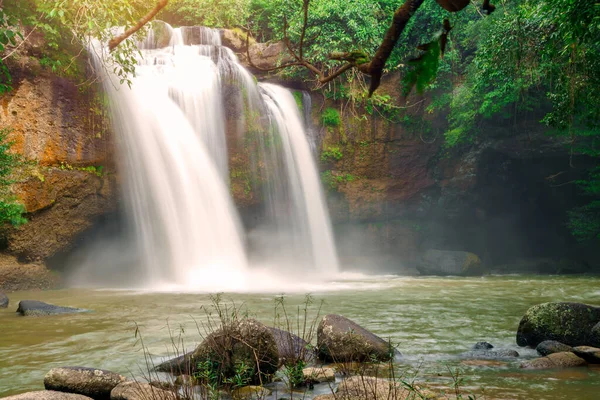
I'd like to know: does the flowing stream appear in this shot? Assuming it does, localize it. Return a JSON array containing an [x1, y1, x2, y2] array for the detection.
[[2, 276, 600, 399]]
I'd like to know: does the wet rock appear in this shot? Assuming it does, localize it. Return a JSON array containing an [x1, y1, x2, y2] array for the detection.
[[154, 351, 195, 375], [572, 346, 600, 364], [317, 314, 397, 362], [303, 367, 335, 383], [536, 340, 573, 356], [520, 352, 587, 370], [2, 391, 93, 400], [416, 250, 483, 276], [0, 255, 60, 292], [461, 349, 519, 360], [17, 301, 89, 316], [0, 291, 8, 308], [472, 341, 494, 350], [591, 322, 600, 344], [231, 386, 271, 400], [110, 382, 176, 400], [193, 318, 279, 384], [268, 327, 315, 365], [44, 367, 126, 399], [516, 302, 600, 347], [334, 376, 410, 400]]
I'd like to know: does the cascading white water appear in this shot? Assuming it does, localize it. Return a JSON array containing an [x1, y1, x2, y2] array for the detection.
[[259, 84, 339, 276], [75, 22, 339, 290], [86, 24, 249, 290]]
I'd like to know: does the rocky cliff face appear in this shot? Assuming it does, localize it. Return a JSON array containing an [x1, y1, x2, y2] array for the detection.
[[0, 34, 117, 287], [306, 89, 597, 273]]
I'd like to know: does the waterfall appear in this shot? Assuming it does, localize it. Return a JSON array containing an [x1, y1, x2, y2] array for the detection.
[[259, 84, 339, 276], [75, 22, 338, 290]]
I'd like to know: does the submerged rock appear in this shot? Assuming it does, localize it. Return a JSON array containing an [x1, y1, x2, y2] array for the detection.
[[193, 318, 279, 384], [0, 291, 8, 308], [461, 349, 519, 360], [231, 385, 271, 400], [333, 376, 410, 400], [269, 327, 315, 365], [44, 367, 126, 400], [572, 346, 600, 364], [416, 250, 483, 276], [110, 382, 176, 400], [520, 352, 587, 369], [536, 340, 573, 356], [2, 391, 93, 400], [472, 341, 494, 350], [317, 314, 397, 362], [17, 300, 89, 316], [516, 302, 600, 347]]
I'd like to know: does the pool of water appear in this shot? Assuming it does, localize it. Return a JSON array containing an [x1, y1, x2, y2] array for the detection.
[[1, 275, 599, 399]]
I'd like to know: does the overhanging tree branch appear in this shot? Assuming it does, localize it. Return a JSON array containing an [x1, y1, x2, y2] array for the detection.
[[108, 0, 169, 51]]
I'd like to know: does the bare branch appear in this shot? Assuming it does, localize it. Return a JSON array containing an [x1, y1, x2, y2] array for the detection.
[[108, 0, 169, 51]]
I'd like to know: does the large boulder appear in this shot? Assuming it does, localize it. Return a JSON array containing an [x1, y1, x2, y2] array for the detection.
[[516, 302, 600, 347], [2, 391, 92, 400], [416, 250, 483, 276], [110, 382, 176, 400], [17, 300, 89, 316], [0, 291, 8, 308], [193, 318, 279, 384], [317, 314, 396, 362], [520, 352, 587, 370], [268, 327, 315, 365], [536, 340, 573, 356], [44, 367, 126, 399]]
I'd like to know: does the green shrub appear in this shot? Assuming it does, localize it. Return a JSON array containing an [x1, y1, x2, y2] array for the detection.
[[0, 128, 26, 227], [320, 147, 343, 162], [321, 108, 341, 128]]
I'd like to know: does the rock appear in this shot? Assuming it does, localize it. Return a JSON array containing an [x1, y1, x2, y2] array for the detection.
[[516, 302, 600, 347], [268, 327, 315, 365], [302, 367, 335, 383], [317, 314, 396, 362], [416, 250, 483, 276], [110, 382, 176, 400], [231, 386, 271, 400], [536, 340, 573, 356], [17, 300, 89, 316], [154, 351, 195, 375], [0, 291, 8, 308], [0, 255, 60, 291], [334, 376, 410, 400], [592, 322, 600, 344], [520, 352, 587, 369], [2, 391, 93, 400], [44, 367, 126, 399], [572, 346, 600, 364], [472, 341, 494, 350], [461, 349, 519, 360], [193, 318, 279, 384]]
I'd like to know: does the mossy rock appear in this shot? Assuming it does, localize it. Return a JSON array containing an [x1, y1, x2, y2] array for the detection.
[[193, 318, 279, 385], [516, 302, 600, 348]]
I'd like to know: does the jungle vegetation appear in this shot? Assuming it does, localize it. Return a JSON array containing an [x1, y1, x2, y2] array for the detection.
[[0, 0, 598, 240]]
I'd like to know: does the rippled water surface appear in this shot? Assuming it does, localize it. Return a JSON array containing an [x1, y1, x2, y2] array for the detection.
[[1, 275, 600, 399]]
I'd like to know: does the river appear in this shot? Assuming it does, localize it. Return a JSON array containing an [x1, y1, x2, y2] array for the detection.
[[1, 275, 599, 399]]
